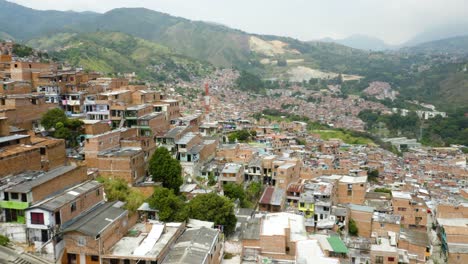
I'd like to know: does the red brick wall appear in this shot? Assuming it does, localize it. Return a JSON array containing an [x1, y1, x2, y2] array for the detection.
[[32, 166, 88, 202], [0, 147, 42, 178]]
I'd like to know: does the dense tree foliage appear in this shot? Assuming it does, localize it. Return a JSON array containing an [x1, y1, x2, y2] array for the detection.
[[359, 108, 468, 147], [0, 235, 9, 246], [41, 108, 68, 130], [148, 190, 237, 235], [148, 187, 186, 222], [41, 108, 84, 145], [349, 219, 359, 236], [228, 130, 254, 143], [235, 70, 264, 93], [148, 147, 183, 193], [223, 183, 251, 207], [184, 193, 237, 235], [97, 177, 145, 213], [246, 182, 262, 203], [12, 43, 33, 57]]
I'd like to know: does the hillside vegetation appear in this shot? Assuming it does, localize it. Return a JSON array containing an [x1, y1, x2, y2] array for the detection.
[[29, 32, 213, 82]]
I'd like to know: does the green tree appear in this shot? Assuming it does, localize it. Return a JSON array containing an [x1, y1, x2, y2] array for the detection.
[[349, 219, 359, 236], [148, 147, 183, 193], [54, 126, 72, 140], [97, 177, 145, 213], [208, 171, 217, 186], [235, 71, 264, 93], [246, 182, 262, 202], [0, 235, 9, 246], [148, 187, 186, 222], [228, 130, 252, 142], [185, 193, 237, 235], [41, 108, 68, 130], [223, 183, 247, 206], [13, 43, 34, 57]]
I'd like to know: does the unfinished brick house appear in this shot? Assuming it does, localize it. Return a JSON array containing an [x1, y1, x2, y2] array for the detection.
[[83, 128, 146, 184], [0, 128, 66, 178], [336, 175, 368, 205], [392, 191, 427, 229], [0, 94, 57, 130]]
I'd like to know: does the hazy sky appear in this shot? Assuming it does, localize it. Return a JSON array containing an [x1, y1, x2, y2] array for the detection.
[[8, 0, 468, 44]]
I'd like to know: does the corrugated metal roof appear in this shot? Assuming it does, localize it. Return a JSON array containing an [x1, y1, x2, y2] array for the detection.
[[30, 181, 101, 212], [327, 236, 348, 254], [63, 202, 127, 237], [260, 187, 274, 204]]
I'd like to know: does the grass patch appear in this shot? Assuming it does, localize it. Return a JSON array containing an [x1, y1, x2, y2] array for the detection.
[[310, 130, 373, 145]]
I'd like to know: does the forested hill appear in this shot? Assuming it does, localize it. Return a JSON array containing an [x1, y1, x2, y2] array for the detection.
[[28, 32, 213, 82]]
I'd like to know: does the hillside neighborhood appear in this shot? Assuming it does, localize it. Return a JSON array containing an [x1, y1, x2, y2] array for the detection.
[[0, 37, 467, 264]]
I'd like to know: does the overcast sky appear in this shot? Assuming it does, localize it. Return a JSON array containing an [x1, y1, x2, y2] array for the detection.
[[8, 0, 468, 44]]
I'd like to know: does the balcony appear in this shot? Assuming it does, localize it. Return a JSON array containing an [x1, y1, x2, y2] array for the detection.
[[62, 100, 80, 106], [0, 200, 29, 210]]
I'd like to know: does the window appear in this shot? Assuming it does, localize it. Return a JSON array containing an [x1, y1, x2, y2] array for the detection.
[[21, 193, 27, 202], [398, 207, 407, 211], [123, 260, 130, 264], [11, 193, 19, 200], [323, 207, 330, 211], [91, 256, 99, 261], [31, 212, 45, 225], [388, 257, 395, 262], [96, 189, 100, 196], [77, 236, 86, 246], [40, 147, 46, 155], [299, 202, 305, 208], [71, 202, 76, 212], [375, 256, 384, 264]]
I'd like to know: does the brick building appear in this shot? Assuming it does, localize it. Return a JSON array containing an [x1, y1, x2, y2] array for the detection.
[[25, 181, 104, 261], [391, 191, 427, 228], [336, 175, 367, 205], [0, 95, 56, 129], [62, 202, 129, 264]]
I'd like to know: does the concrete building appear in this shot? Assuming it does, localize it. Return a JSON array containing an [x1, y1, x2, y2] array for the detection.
[[219, 163, 244, 185], [101, 222, 185, 264]]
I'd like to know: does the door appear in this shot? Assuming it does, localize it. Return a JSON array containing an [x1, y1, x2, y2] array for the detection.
[[55, 212, 61, 225], [41, 230, 48, 242]]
